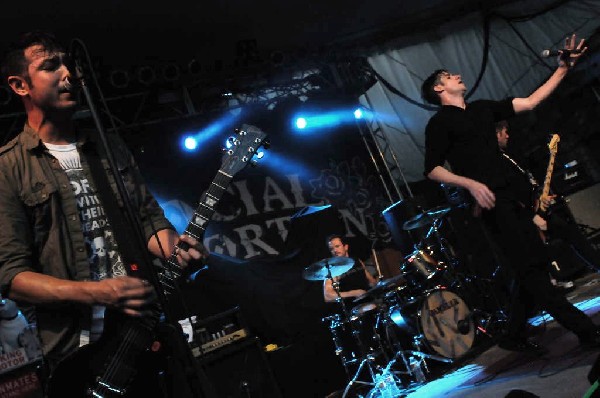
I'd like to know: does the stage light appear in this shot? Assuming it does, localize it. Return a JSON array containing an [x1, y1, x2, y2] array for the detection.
[[137, 66, 156, 86], [161, 63, 180, 82], [295, 117, 307, 129], [183, 136, 198, 151], [354, 108, 363, 119], [256, 151, 265, 159], [109, 69, 130, 89], [179, 112, 242, 154]]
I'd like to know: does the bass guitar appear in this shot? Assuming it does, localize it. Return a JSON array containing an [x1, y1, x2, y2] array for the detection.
[[534, 133, 560, 242], [47, 124, 268, 397]]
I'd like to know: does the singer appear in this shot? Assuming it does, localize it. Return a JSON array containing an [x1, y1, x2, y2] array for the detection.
[[420, 33, 599, 355], [0, 31, 208, 393]]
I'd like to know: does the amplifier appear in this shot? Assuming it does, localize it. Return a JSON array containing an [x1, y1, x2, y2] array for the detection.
[[178, 306, 250, 359]]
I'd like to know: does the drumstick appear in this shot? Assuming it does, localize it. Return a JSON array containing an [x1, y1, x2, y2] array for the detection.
[[371, 248, 383, 279]]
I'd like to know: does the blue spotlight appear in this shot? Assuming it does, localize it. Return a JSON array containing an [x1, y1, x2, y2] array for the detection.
[[183, 136, 198, 151], [295, 117, 307, 129], [354, 108, 363, 119], [256, 151, 265, 159], [258, 151, 314, 178], [178, 111, 243, 154]]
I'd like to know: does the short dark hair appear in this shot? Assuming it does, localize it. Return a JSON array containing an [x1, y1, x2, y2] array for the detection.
[[421, 69, 448, 105], [1, 31, 64, 83], [495, 120, 508, 133], [326, 234, 346, 246]]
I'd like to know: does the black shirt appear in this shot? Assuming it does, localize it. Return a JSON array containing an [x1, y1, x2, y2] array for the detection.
[[338, 260, 370, 292], [424, 99, 515, 191], [499, 150, 538, 209]]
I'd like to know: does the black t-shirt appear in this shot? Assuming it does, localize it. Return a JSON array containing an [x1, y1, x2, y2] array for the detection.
[[424, 99, 515, 191], [338, 260, 370, 293], [499, 151, 538, 209]]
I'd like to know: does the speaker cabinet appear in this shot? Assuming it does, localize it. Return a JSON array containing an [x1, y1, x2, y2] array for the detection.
[[196, 337, 282, 398], [565, 183, 600, 230]]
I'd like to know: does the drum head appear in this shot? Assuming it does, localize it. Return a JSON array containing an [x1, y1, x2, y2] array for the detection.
[[419, 289, 474, 359]]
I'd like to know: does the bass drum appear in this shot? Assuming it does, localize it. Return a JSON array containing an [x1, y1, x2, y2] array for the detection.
[[389, 289, 474, 359]]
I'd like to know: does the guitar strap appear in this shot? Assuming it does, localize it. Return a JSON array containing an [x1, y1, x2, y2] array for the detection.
[[80, 139, 146, 276], [501, 152, 539, 188]]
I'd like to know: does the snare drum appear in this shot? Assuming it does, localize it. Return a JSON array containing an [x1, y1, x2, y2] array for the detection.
[[388, 289, 474, 359]]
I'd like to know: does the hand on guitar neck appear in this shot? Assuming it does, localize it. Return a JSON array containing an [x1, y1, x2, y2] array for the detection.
[[533, 194, 556, 242], [532, 134, 560, 242]]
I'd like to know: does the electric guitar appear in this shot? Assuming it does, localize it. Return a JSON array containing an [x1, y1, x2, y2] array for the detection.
[[534, 134, 560, 241], [46, 124, 268, 398]]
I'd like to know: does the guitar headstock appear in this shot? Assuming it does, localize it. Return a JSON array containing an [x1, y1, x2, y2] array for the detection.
[[548, 134, 560, 155], [221, 124, 269, 176]]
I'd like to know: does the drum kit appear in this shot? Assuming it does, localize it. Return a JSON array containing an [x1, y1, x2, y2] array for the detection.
[[303, 205, 500, 397]]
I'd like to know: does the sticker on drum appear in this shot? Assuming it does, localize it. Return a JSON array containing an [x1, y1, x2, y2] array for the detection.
[[419, 289, 474, 359]]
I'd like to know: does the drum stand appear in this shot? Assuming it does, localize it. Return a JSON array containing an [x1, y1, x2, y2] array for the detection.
[[381, 305, 452, 388], [323, 261, 383, 397], [426, 215, 508, 340]]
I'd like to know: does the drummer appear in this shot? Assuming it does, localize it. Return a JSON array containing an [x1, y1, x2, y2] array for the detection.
[[323, 235, 378, 302]]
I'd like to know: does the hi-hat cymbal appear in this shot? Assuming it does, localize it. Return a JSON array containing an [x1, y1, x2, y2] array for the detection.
[[402, 205, 452, 230], [302, 257, 354, 281]]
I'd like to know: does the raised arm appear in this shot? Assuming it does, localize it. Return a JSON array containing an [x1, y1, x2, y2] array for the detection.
[[512, 34, 586, 113]]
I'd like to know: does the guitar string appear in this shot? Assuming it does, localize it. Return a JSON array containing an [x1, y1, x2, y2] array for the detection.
[[101, 325, 143, 391]]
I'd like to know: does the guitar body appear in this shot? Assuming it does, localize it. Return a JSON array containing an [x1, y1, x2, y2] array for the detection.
[[46, 310, 164, 398]]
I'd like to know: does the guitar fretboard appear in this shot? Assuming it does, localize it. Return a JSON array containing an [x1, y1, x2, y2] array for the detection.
[[539, 134, 559, 212], [157, 170, 233, 297]]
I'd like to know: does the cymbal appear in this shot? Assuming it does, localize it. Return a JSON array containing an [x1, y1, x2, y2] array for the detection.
[[302, 257, 354, 281], [427, 205, 451, 219], [353, 274, 406, 303], [403, 213, 434, 230], [402, 205, 452, 230]]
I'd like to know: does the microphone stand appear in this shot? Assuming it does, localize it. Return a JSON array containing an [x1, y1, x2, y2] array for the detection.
[[72, 42, 214, 398]]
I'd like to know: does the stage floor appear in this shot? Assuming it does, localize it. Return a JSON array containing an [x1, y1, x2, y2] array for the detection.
[[394, 271, 600, 398]]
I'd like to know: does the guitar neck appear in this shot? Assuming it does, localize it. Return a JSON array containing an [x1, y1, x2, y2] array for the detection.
[[538, 134, 559, 212], [155, 124, 266, 298], [541, 153, 556, 198], [158, 169, 233, 297]]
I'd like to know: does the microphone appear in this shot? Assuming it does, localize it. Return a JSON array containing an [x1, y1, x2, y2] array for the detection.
[[540, 48, 583, 58]]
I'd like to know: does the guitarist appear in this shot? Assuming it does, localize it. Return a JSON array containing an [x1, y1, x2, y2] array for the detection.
[[0, 31, 208, 384], [496, 121, 600, 279]]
